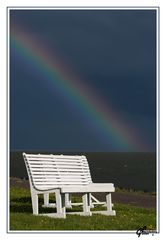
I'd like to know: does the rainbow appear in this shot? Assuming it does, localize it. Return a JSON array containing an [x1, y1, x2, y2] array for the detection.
[[10, 22, 148, 151]]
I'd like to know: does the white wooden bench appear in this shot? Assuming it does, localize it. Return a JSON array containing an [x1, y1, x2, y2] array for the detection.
[[23, 153, 116, 218]]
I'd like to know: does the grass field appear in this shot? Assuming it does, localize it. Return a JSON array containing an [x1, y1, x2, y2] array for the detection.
[[10, 187, 156, 231]]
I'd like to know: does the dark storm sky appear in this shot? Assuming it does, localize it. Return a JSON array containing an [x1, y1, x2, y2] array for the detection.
[[10, 9, 156, 152]]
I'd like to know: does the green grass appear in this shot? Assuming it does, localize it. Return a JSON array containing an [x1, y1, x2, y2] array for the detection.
[[10, 187, 156, 231]]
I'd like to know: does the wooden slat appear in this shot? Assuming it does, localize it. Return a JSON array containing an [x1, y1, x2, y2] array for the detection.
[[31, 173, 90, 178], [31, 169, 90, 173], [26, 154, 83, 159], [32, 172, 90, 176], [32, 174, 90, 178], [33, 175, 87, 178], [27, 158, 82, 162], [30, 166, 89, 169], [34, 175, 87, 179], [29, 165, 88, 169], [35, 182, 88, 186], [34, 179, 88, 184], [27, 161, 82, 165], [26, 154, 82, 157], [33, 180, 87, 184], [31, 170, 91, 174]]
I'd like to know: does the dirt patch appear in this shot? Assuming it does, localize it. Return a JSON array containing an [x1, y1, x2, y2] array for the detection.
[[94, 192, 156, 209], [10, 177, 156, 209], [10, 177, 30, 189]]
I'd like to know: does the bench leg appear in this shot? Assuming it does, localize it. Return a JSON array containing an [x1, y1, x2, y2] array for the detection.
[[55, 190, 66, 218], [31, 191, 38, 215], [82, 193, 92, 216], [65, 193, 72, 208], [106, 193, 116, 216], [44, 193, 49, 206], [89, 193, 94, 208]]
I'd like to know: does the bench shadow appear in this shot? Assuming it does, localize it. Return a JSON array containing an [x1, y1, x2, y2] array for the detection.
[[10, 197, 57, 214], [10, 196, 106, 215]]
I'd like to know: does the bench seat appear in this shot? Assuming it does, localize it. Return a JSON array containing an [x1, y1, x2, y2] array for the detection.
[[60, 183, 115, 193]]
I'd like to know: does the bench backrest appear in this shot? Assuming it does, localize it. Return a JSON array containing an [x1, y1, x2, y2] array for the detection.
[[23, 153, 92, 191]]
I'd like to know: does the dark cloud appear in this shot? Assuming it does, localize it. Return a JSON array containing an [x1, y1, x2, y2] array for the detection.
[[10, 9, 156, 151]]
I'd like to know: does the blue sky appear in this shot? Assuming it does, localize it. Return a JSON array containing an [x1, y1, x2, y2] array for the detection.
[[10, 9, 156, 152]]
